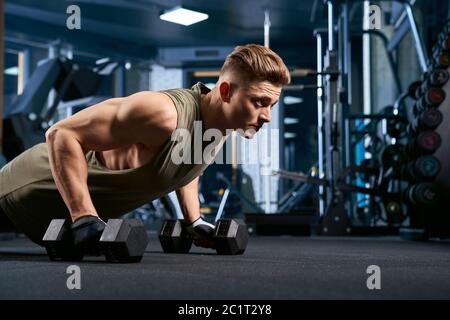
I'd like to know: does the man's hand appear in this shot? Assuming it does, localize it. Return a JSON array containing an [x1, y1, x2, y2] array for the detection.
[[186, 217, 216, 249], [71, 215, 106, 253]]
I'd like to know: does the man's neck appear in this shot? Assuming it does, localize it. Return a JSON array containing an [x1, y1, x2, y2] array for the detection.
[[200, 88, 228, 135]]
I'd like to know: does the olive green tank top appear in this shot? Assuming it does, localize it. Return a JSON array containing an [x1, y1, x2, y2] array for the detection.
[[0, 82, 227, 219]]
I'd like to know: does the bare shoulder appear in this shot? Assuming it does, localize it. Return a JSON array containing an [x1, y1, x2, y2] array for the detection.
[[122, 91, 177, 123], [118, 91, 178, 146]]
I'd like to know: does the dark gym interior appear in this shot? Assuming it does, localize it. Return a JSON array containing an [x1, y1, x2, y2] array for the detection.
[[1, 0, 450, 301]]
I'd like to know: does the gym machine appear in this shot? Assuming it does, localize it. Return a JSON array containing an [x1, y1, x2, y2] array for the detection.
[[275, 0, 448, 237], [2, 56, 116, 161]]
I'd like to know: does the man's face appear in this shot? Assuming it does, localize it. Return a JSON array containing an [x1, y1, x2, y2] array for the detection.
[[228, 81, 282, 139]]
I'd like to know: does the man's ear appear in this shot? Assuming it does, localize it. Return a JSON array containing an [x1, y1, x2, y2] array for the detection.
[[219, 81, 232, 103]]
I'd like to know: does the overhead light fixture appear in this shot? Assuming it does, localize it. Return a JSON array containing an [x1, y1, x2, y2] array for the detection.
[[160, 6, 208, 26], [284, 117, 299, 125], [4, 66, 18, 75], [284, 96, 303, 105]]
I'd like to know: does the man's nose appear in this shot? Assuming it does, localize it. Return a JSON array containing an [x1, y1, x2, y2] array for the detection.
[[260, 107, 271, 123]]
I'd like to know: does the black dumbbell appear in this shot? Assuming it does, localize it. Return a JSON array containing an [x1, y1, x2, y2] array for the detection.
[[436, 33, 450, 51], [159, 219, 249, 255], [428, 68, 449, 86], [415, 69, 449, 98], [386, 117, 407, 138], [409, 108, 443, 134], [359, 158, 379, 183], [432, 48, 450, 68], [158, 219, 192, 253], [42, 220, 83, 261], [406, 131, 442, 156], [404, 182, 440, 206], [380, 144, 407, 168], [383, 200, 405, 225], [42, 218, 149, 262], [420, 70, 429, 83], [398, 155, 441, 181], [407, 80, 422, 100], [415, 87, 446, 112], [433, 37, 450, 52]]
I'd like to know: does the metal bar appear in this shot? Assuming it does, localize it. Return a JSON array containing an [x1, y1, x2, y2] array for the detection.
[[264, 9, 270, 48], [263, 8, 271, 213], [310, 0, 320, 23], [344, 118, 351, 167], [290, 70, 339, 77], [282, 84, 322, 91], [363, 1, 372, 114], [363, 30, 402, 94], [328, 1, 334, 51], [347, 114, 402, 120], [386, 18, 410, 52], [274, 170, 330, 186], [404, 3, 428, 71], [215, 188, 230, 223], [393, 91, 409, 111], [316, 32, 325, 216], [0, 0, 3, 157]]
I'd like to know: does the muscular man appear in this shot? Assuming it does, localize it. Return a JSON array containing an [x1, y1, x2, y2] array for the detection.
[[0, 44, 290, 250]]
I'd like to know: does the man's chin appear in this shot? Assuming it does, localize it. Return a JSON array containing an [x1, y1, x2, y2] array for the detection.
[[244, 128, 258, 139], [234, 127, 258, 139]]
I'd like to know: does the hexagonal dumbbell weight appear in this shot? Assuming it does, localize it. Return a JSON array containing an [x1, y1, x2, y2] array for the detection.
[[159, 219, 249, 255], [42, 218, 149, 263]]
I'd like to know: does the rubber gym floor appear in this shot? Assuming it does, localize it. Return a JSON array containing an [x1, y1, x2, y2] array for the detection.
[[1, 232, 450, 300]]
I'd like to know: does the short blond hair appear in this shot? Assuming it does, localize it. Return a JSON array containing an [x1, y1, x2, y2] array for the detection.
[[220, 44, 291, 87]]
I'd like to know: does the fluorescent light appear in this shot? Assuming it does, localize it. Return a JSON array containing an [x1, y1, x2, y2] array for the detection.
[[284, 132, 297, 139], [125, 62, 132, 70], [284, 96, 303, 105], [96, 57, 110, 65], [4, 66, 18, 75], [284, 117, 299, 125], [160, 7, 208, 26]]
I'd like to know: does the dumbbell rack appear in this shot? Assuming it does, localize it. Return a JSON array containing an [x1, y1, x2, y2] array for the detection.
[[343, 111, 409, 228], [405, 22, 450, 239], [391, 22, 450, 239]]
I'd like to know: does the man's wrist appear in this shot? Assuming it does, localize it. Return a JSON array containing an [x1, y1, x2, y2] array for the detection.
[[184, 213, 201, 224]]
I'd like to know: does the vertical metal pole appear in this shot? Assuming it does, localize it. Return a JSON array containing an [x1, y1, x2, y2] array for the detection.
[[363, 1, 371, 115], [344, 118, 350, 167], [328, 1, 334, 51], [114, 66, 126, 97], [341, 1, 352, 217], [341, 1, 351, 170], [46, 42, 59, 122], [264, 9, 271, 48], [0, 0, 4, 160], [316, 32, 325, 216], [405, 3, 428, 72], [215, 188, 231, 223], [263, 9, 271, 213], [362, 1, 372, 218], [17, 52, 25, 95], [342, 1, 351, 103]]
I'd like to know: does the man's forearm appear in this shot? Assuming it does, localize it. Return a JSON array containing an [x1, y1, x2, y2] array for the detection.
[[176, 177, 201, 224], [46, 127, 98, 221]]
